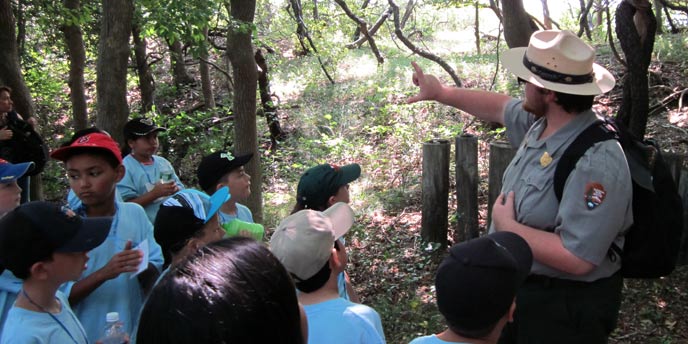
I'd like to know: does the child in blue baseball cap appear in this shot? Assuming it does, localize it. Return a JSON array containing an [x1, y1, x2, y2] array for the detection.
[[0, 158, 34, 339], [0, 158, 33, 217]]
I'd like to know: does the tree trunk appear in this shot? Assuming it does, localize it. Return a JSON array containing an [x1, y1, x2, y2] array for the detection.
[[226, 0, 262, 223], [200, 28, 215, 109], [96, 0, 133, 144], [169, 39, 194, 87], [615, 0, 656, 139], [541, 0, 552, 29], [0, 0, 34, 119], [595, 0, 605, 27], [500, 0, 536, 48], [578, 0, 594, 39], [654, 0, 663, 34], [351, 0, 370, 40], [289, 0, 310, 55], [62, 0, 88, 131], [474, 1, 480, 54], [255, 49, 284, 149], [132, 21, 155, 113], [400, 0, 415, 29], [16, 0, 26, 60]]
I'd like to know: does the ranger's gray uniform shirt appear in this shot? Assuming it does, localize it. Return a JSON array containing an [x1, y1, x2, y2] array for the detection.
[[489, 99, 633, 282]]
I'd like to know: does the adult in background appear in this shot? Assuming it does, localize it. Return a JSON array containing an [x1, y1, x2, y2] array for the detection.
[[0, 86, 42, 203], [408, 30, 633, 343]]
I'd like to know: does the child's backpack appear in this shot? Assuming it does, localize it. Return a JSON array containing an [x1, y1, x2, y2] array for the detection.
[[553, 117, 683, 278]]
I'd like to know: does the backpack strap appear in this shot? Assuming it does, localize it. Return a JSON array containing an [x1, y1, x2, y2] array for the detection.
[[553, 118, 618, 202]]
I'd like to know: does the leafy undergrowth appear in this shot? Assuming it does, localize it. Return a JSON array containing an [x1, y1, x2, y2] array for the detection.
[[611, 267, 688, 344]]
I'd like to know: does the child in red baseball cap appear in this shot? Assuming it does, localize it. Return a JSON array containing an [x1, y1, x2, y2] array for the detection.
[[51, 129, 164, 342]]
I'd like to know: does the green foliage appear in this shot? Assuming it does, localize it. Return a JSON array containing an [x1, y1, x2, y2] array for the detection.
[[654, 33, 688, 64], [138, 0, 222, 57]]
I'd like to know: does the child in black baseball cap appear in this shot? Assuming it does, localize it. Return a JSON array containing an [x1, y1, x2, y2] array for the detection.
[[410, 232, 533, 344], [119, 118, 184, 223], [197, 151, 255, 227], [0, 202, 111, 343]]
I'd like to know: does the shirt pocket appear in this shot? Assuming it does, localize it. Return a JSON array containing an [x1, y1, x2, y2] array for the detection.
[[516, 171, 556, 227]]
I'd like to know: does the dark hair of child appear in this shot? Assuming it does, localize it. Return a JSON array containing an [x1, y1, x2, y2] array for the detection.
[[0, 213, 55, 279], [136, 237, 304, 344], [293, 240, 341, 293]]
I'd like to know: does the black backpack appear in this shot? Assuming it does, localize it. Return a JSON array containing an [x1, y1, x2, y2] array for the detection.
[[0, 111, 48, 176], [553, 117, 683, 278]]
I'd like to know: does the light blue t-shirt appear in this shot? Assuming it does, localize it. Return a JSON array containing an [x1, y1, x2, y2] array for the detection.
[[1, 291, 88, 344], [409, 334, 471, 344], [118, 154, 184, 223], [304, 298, 385, 344], [0, 271, 22, 339], [62, 201, 163, 342], [218, 203, 253, 224]]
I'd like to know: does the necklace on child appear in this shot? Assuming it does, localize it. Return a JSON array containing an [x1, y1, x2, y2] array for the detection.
[[21, 289, 89, 344]]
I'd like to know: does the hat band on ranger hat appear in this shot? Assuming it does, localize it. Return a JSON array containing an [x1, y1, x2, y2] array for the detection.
[[522, 55, 594, 85]]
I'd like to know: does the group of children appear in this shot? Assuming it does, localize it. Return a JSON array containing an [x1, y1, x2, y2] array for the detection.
[[0, 116, 535, 344]]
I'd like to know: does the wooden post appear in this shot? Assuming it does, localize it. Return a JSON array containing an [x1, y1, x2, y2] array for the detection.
[[422, 139, 450, 247], [487, 141, 515, 229], [455, 134, 479, 242]]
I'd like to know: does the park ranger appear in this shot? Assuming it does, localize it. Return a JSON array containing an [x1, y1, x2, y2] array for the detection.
[[408, 29, 633, 343]]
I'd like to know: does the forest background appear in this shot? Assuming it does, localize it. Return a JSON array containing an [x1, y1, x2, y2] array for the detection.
[[1, 0, 688, 342]]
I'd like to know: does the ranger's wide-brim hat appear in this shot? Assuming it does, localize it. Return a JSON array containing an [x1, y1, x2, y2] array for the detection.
[[501, 30, 615, 96]]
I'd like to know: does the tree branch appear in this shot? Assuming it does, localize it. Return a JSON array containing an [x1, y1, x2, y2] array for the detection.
[[288, 0, 334, 84], [400, 0, 415, 29], [488, 0, 503, 22], [346, 7, 392, 49], [658, 0, 688, 15], [388, 0, 461, 87], [334, 0, 384, 64], [489, 24, 503, 92], [606, 5, 626, 67], [199, 56, 233, 89], [577, 0, 595, 38]]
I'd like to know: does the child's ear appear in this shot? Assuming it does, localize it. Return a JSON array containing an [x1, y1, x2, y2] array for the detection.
[[114, 165, 125, 182], [187, 238, 201, 251], [126, 138, 136, 148], [29, 262, 49, 281], [327, 196, 337, 208], [329, 248, 342, 271]]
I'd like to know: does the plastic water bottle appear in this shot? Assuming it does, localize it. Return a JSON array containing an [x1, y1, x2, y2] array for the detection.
[[100, 312, 128, 344]]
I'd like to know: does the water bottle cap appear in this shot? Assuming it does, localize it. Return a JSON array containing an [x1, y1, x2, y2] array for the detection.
[[106, 312, 119, 322]]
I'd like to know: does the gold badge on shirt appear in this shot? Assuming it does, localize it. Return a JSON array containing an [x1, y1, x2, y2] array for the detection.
[[540, 152, 552, 167]]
